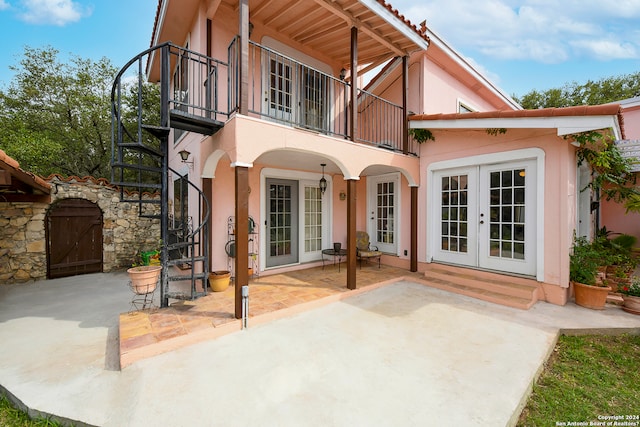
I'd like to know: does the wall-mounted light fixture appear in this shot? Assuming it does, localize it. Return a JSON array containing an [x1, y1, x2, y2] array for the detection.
[[178, 149, 194, 169], [339, 68, 346, 81], [339, 191, 346, 201], [319, 163, 327, 195]]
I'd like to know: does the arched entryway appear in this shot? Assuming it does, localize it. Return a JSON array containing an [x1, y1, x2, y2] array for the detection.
[[46, 198, 103, 279]]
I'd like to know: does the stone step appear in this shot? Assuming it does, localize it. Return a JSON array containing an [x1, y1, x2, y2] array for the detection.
[[422, 264, 539, 310]]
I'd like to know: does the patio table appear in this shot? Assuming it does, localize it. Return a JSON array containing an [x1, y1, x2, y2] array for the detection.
[[321, 248, 347, 272]]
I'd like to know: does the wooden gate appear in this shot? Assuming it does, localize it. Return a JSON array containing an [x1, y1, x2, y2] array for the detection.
[[46, 199, 103, 279]]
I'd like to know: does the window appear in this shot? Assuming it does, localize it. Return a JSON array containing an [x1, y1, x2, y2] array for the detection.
[[458, 102, 474, 114]]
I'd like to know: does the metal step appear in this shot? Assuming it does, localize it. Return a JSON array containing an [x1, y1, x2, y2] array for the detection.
[[167, 273, 208, 282], [116, 142, 164, 157], [141, 124, 171, 138], [111, 162, 163, 174], [110, 181, 163, 190], [167, 256, 205, 266], [165, 291, 207, 301], [170, 109, 225, 135]]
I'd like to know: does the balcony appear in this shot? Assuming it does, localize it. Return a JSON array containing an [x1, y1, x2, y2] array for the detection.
[[115, 41, 416, 155], [228, 38, 416, 155]]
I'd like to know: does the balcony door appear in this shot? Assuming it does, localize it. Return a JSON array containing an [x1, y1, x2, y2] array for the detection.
[[264, 53, 329, 131]]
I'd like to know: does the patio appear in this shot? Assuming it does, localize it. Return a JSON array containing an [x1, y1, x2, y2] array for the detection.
[[120, 264, 425, 367]]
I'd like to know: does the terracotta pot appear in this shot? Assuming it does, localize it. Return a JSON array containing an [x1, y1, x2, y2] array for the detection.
[[127, 265, 161, 295], [209, 270, 231, 292], [622, 295, 640, 315], [573, 281, 612, 310]]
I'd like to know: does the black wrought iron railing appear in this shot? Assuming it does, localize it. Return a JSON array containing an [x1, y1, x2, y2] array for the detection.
[[228, 37, 413, 154]]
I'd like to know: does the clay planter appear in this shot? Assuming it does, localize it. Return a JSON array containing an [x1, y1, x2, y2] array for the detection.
[[209, 270, 231, 292], [127, 265, 161, 295], [622, 295, 640, 315], [573, 281, 612, 310]]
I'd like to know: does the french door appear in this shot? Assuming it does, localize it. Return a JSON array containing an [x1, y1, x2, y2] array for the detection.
[[266, 179, 298, 267], [367, 173, 399, 254], [433, 160, 536, 276]]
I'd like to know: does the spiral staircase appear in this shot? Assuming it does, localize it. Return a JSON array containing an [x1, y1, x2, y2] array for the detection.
[[110, 43, 227, 307]]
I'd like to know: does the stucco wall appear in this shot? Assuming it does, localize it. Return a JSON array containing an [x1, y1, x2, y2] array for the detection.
[[0, 176, 160, 284], [417, 128, 577, 299]]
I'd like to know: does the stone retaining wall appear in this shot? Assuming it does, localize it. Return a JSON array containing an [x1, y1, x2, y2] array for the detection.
[[0, 176, 160, 284]]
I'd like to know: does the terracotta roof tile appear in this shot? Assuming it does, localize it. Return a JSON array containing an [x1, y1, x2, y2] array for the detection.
[[0, 149, 51, 193]]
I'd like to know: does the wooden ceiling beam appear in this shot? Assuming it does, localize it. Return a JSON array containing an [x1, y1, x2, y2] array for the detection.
[[290, 14, 336, 39], [249, 0, 275, 19], [311, 0, 405, 57]]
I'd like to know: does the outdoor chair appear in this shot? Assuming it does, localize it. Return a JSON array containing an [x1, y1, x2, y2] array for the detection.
[[355, 231, 382, 269]]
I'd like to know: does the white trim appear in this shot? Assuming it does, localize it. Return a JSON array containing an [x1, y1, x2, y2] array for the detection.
[[411, 116, 622, 139], [358, 0, 430, 50], [426, 148, 545, 281], [367, 172, 401, 255], [259, 168, 333, 271], [457, 98, 478, 113]]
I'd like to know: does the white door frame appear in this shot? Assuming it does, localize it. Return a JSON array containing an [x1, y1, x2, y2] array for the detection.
[[260, 168, 332, 271], [427, 148, 545, 281], [477, 159, 537, 276], [367, 172, 400, 255]]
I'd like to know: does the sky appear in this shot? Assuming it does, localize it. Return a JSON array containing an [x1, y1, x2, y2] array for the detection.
[[0, 0, 639, 99]]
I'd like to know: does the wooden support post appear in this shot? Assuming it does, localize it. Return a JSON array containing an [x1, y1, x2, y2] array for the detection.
[[238, 0, 249, 115], [402, 56, 409, 155], [349, 26, 358, 142], [234, 166, 249, 319], [410, 186, 418, 272], [346, 179, 357, 290]]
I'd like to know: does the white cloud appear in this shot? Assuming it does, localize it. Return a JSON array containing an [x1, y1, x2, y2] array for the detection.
[[18, 0, 92, 26], [0, 0, 10, 10], [399, 0, 640, 63]]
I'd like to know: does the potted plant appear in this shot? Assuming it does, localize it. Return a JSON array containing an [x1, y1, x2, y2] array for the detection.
[[209, 270, 231, 292], [128, 248, 161, 294], [619, 276, 640, 315], [570, 236, 612, 310]]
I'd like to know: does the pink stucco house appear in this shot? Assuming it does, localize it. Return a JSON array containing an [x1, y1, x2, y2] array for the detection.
[[600, 96, 640, 243], [111, 0, 632, 314]]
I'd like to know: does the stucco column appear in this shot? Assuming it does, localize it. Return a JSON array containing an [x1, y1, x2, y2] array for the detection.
[[234, 165, 249, 319], [346, 179, 357, 290]]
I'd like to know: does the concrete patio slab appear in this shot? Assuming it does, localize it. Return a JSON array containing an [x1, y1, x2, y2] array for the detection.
[[1, 273, 639, 426]]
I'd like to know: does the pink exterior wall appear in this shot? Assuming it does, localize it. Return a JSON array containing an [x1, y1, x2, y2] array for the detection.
[[421, 59, 498, 114], [417, 129, 578, 304], [600, 104, 640, 243]]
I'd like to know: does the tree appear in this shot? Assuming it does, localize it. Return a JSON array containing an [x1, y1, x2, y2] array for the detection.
[[515, 72, 640, 109], [0, 46, 160, 180]]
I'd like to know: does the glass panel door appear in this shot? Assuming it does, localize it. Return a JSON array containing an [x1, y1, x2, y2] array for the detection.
[[266, 179, 298, 267], [266, 57, 294, 122], [367, 174, 399, 254], [302, 68, 327, 131], [303, 185, 323, 254], [478, 160, 536, 275], [433, 167, 477, 265]]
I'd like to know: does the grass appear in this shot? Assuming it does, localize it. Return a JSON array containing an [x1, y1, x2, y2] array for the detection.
[[0, 395, 64, 427], [518, 334, 640, 426], [1, 335, 638, 426]]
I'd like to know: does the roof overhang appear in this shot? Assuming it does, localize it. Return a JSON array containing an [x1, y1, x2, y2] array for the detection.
[[0, 150, 51, 203], [151, 0, 429, 72], [409, 105, 624, 140]]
